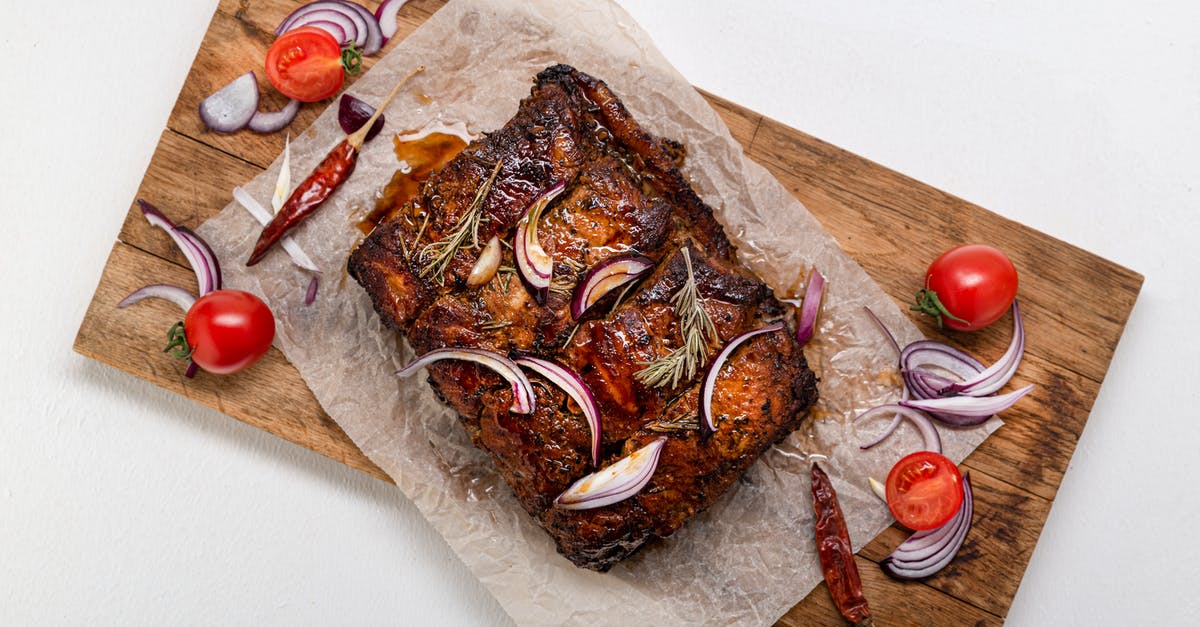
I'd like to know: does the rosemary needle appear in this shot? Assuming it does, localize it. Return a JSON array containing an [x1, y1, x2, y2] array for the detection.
[[635, 248, 717, 388]]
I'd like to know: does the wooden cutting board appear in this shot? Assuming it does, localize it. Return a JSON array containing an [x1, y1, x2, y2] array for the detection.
[[73, 0, 1143, 623]]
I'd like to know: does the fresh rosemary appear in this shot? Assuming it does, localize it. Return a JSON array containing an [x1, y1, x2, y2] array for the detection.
[[634, 248, 717, 388], [419, 159, 503, 284]]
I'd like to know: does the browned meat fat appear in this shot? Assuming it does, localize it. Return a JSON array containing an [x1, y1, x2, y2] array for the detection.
[[349, 64, 818, 571]]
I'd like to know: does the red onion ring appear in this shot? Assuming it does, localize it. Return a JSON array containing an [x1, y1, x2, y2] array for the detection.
[[117, 284, 196, 313], [901, 384, 1034, 426], [570, 254, 654, 319], [854, 404, 942, 454], [138, 200, 222, 295], [941, 301, 1025, 397], [700, 321, 786, 434], [396, 348, 535, 414], [304, 276, 319, 306], [554, 437, 667, 510], [516, 356, 602, 467], [881, 473, 974, 580], [514, 181, 566, 302], [795, 267, 825, 346], [375, 0, 409, 42]]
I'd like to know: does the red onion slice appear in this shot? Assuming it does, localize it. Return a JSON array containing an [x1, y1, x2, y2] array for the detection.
[[333, 1, 383, 55], [305, 276, 319, 306], [117, 284, 196, 312], [700, 321, 786, 434], [854, 404, 942, 454], [375, 0, 409, 42], [231, 187, 320, 273], [881, 474, 974, 580], [942, 301, 1025, 397], [516, 356, 602, 467], [570, 254, 654, 319], [338, 93, 385, 141], [554, 437, 667, 510], [864, 306, 900, 357], [247, 98, 301, 134], [282, 9, 358, 45], [138, 200, 222, 295], [396, 348, 535, 414], [277, 1, 369, 49], [901, 384, 1034, 425], [514, 181, 566, 302], [795, 267, 826, 346], [198, 71, 259, 134]]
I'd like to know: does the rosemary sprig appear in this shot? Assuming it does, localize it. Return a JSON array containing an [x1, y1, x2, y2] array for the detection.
[[634, 248, 717, 388], [480, 319, 513, 331], [646, 412, 700, 433], [419, 159, 503, 284]]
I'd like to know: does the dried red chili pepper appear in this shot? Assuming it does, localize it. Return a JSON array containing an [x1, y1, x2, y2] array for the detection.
[[811, 462, 873, 626], [246, 65, 424, 266]]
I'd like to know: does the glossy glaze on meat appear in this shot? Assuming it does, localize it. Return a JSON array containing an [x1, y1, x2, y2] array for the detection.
[[349, 65, 818, 571]]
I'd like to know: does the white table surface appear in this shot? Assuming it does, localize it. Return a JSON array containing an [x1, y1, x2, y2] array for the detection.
[[3, 1, 1197, 624]]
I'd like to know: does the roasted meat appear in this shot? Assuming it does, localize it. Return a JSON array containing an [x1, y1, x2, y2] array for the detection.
[[349, 65, 818, 571]]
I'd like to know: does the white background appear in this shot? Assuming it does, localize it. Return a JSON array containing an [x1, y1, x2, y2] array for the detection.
[[2, 1, 1197, 624]]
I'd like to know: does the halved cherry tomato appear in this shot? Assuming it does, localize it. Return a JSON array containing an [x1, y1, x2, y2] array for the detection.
[[183, 290, 275, 375], [885, 451, 964, 530], [913, 244, 1018, 331], [265, 27, 345, 102]]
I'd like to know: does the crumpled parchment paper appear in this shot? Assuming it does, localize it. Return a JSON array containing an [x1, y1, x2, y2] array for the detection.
[[196, 0, 1000, 624]]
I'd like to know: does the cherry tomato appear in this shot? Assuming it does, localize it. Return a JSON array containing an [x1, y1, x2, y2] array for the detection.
[[265, 27, 345, 102], [183, 290, 275, 375], [885, 451, 964, 530], [914, 244, 1018, 331]]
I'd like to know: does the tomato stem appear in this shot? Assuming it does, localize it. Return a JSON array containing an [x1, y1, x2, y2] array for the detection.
[[911, 289, 968, 328], [163, 321, 195, 360], [341, 44, 364, 76]]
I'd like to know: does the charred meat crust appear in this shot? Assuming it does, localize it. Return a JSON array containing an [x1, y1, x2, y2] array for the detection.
[[350, 64, 818, 571]]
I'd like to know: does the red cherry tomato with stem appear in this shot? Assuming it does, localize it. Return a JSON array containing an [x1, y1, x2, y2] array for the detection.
[[913, 244, 1018, 331], [182, 290, 275, 375], [265, 27, 350, 102], [885, 451, 964, 531]]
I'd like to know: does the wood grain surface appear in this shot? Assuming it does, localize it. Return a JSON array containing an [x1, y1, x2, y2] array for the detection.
[[73, 0, 1142, 624]]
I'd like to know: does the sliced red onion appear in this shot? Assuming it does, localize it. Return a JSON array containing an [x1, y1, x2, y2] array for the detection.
[[514, 181, 566, 302], [795, 267, 825, 346], [231, 186, 320, 273], [864, 306, 900, 357], [700, 321, 786, 434], [117, 284, 196, 312], [138, 200, 222, 295], [305, 276, 319, 306], [941, 301, 1025, 397], [881, 474, 974, 580], [375, 0, 409, 42], [854, 404, 942, 454], [277, 1, 369, 49], [247, 98, 301, 134], [396, 348, 534, 414], [334, 1, 383, 55], [282, 9, 358, 46], [570, 254, 654, 319], [198, 71, 259, 134], [466, 236, 501, 288], [516, 356, 602, 467], [901, 384, 1034, 426], [185, 361, 199, 379], [554, 437, 667, 510], [338, 93, 385, 142]]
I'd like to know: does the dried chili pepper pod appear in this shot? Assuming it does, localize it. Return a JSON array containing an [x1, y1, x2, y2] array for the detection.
[[811, 461, 873, 626], [246, 65, 425, 266]]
